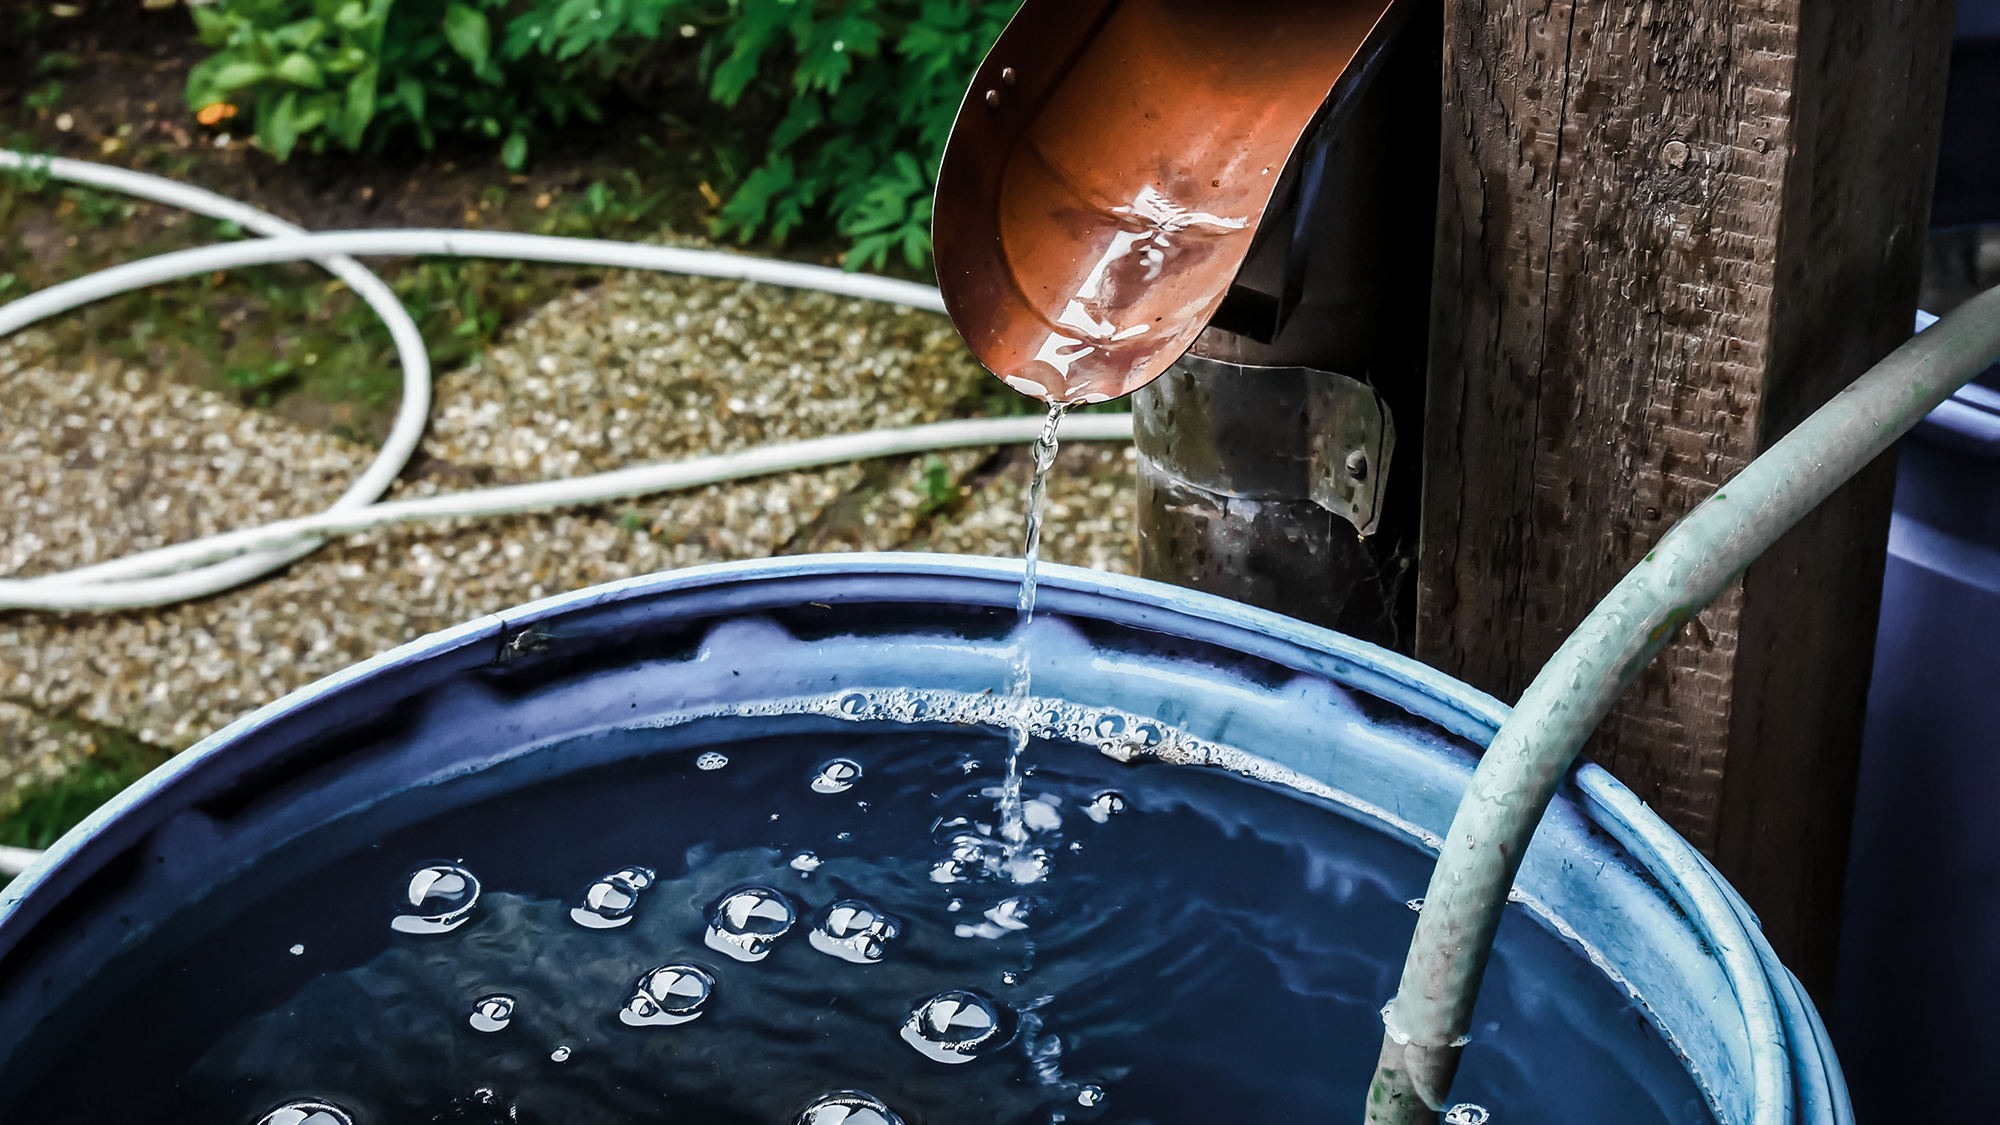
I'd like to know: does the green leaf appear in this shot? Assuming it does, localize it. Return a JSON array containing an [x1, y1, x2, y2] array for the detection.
[[206, 58, 273, 94], [272, 17, 326, 48], [264, 90, 302, 160], [339, 65, 378, 148], [501, 130, 528, 171], [330, 0, 369, 30], [394, 74, 426, 123], [275, 52, 326, 88], [442, 4, 493, 71], [190, 5, 232, 45]]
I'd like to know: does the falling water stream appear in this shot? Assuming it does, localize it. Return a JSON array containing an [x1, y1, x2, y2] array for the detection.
[[993, 403, 1071, 881]]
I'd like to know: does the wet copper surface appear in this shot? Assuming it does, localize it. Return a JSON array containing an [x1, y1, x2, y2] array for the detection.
[[933, 0, 1405, 404]]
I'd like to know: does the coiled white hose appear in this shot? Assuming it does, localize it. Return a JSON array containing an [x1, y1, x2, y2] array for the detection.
[[0, 150, 1132, 613]]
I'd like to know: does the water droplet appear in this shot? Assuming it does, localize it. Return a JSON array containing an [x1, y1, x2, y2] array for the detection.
[[1093, 714, 1125, 739], [900, 990, 1013, 1063], [390, 863, 481, 934], [835, 831, 852, 842], [569, 865, 657, 929], [705, 886, 797, 962], [1077, 1085, 1105, 1108], [840, 692, 869, 715], [468, 993, 516, 1033], [1406, 898, 1425, 912], [811, 758, 863, 794], [550, 1045, 572, 1063], [796, 1090, 905, 1125], [1444, 1106, 1490, 1125], [790, 850, 822, 874], [1000, 970, 1018, 985], [696, 751, 729, 771], [288, 943, 304, 956], [620, 963, 715, 1027], [254, 1100, 354, 1125], [809, 899, 901, 964], [947, 898, 963, 911], [1083, 790, 1127, 824]]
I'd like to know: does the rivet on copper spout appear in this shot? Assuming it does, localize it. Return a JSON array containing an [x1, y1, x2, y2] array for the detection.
[[984, 89, 1001, 109], [1000, 67, 1017, 85]]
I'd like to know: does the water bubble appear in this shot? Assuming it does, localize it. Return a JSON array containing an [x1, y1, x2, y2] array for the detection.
[[1083, 790, 1127, 824], [620, 963, 715, 1027], [570, 865, 657, 929], [468, 994, 516, 1033], [947, 898, 963, 911], [1406, 898, 1425, 912], [696, 751, 729, 771], [705, 886, 797, 962], [809, 899, 901, 964], [1444, 1107, 1489, 1125], [790, 850, 823, 874], [840, 692, 869, 715], [811, 758, 864, 793], [901, 990, 1013, 1064], [390, 863, 481, 934], [550, 1045, 572, 1063], [1077, 1085, 1105, 1108], [254, 1100, 354, 1125], [288, 943, 304, 956], [1001, 971, 1019, 985], [795, 1090, 905, 1125], [835, 831, 853, 842], [956, 896, 1033, 940]]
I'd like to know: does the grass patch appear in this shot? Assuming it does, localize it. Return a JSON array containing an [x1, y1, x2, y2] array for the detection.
[[0, 720, 172, 861], [0, 148, 693, 442]]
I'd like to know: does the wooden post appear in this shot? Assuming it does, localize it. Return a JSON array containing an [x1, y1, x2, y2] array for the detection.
[[1417, 0, 1955, 997]]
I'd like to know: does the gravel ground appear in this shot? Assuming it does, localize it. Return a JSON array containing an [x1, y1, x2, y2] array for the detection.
[[0, 267, 1136, 808]]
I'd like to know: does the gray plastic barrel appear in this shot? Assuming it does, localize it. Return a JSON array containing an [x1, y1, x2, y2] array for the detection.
[[1835, 349, 2000, 1121], [0, 555, 1845, 1123]]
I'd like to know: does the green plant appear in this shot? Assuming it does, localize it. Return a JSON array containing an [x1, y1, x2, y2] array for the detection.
[[184, 0, 603, 167], [178, 0, 1015, 267], [707, 0, 1019, 269], [22, 80, 65, 114]]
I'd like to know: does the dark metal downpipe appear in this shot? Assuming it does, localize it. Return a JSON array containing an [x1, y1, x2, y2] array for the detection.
[[1133, 9, 1439, 647]]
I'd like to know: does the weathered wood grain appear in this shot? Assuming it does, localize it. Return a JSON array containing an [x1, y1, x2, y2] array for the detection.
[[1417, 0, 1954, 995]]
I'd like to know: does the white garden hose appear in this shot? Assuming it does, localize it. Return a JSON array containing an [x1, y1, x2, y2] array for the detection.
[[0, 150, 1134, 614]]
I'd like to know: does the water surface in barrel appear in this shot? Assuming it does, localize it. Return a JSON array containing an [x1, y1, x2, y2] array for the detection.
[[0, 730, 1714, 1125]]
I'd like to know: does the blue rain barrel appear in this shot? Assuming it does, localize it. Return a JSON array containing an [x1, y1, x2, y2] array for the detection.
[[1835, 356, 2000, 1121], [0, 555, 1843, 1125]]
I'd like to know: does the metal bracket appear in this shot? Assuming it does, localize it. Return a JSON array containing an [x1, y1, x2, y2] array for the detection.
[[1308, 369, 1395, 536]]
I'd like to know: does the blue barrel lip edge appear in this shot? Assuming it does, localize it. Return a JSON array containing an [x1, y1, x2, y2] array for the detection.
[[0, 552, 1842, 1124]]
